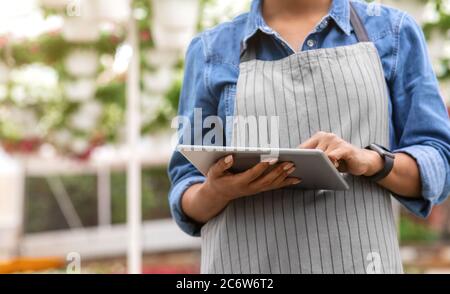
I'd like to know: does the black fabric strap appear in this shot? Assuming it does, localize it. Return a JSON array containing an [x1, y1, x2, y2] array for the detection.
[[240, 1, 370, 62], [364, 144, 396, 182], [240, 39, 257, 63]]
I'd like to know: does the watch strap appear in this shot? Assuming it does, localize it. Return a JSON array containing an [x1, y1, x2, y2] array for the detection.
[[364, 144, 395, 182]]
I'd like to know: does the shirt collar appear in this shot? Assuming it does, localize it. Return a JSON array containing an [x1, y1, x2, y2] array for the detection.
[[242, 0, 352, 51]]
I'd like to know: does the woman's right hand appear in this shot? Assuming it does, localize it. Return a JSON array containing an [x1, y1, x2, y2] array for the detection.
[[204, 155, 300, 201], [181, 155, 301, 224]]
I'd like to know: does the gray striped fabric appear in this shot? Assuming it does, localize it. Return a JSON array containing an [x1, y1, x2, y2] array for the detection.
[[200, 42, 403, 274]]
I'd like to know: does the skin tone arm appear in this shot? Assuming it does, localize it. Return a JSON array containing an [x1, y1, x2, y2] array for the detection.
[[300, 131, 421, 198]]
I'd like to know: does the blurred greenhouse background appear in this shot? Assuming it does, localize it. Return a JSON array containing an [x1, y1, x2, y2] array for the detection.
[[0, 0, 449, 274]]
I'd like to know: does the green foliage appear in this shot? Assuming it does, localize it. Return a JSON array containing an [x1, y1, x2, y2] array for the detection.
[[423, 0, 450, 80], [399, 217, 440, 243], [95, 81, 126, 106], [1, 32, 124, 70]]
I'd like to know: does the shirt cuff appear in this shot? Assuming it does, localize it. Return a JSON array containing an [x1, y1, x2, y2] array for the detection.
[[169, 175, 206, 236], [393, 144, 446, 218]]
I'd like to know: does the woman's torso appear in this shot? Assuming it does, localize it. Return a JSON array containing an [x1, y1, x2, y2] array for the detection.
[[200, 42, 403, 274], [198, 0, 406, 274]]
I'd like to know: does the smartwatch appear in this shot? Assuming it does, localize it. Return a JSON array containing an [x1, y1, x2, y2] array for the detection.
[[364, 143, 395, 182]]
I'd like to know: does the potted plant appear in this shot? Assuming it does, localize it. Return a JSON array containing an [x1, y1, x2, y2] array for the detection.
[[96, 0, 131, 23], [64, 49, 99, 77], [61, 0, 99, 42], [63, 78, 96, 102], [150, 0, 200, 51]]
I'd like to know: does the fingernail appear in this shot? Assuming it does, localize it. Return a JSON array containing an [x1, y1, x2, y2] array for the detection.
[[334, 161, 339, 168], [292, 179, 301, 184], [287, 167, 295, 175], [261, 157, 278, 165], [283, 162, 294, 171], [224, 155, 233, 164], [268, 158, 278, 165]]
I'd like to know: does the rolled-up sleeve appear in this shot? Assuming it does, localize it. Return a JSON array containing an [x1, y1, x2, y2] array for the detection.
[[168, 35, 216, 236], [389, 13, 450, 218], [169, 172, 205, 236]]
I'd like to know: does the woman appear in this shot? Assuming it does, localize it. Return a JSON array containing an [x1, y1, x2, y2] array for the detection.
[[168, 0, 450, 274]]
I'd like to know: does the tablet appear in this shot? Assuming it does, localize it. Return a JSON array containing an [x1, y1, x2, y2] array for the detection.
[[177, 145, 349, 191]]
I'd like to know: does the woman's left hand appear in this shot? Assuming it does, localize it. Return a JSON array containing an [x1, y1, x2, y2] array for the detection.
[[299, 131, 383, 177]]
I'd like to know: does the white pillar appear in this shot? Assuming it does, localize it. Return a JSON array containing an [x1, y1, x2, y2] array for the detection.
[[0, 149, 24, 260], [126, 7, 142, 274]]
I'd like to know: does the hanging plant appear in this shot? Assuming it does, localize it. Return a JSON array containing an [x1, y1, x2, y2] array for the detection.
[[64, 49, 99, 77], [0, 0, 215, 159], [150, 0, 200, 51]]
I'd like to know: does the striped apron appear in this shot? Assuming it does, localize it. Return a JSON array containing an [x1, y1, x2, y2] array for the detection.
[[200, 3, 403, 274]]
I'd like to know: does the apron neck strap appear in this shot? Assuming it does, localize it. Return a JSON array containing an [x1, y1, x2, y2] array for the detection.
[[240, 1, 370, 63], [349, 1, 370, 43]]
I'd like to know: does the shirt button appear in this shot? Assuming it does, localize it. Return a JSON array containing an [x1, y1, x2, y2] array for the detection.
[[306, 39, 316, 47]]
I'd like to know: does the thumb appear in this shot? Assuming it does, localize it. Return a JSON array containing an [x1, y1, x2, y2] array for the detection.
[[327, 148, 348, 168], [209, 155, 233, 178]]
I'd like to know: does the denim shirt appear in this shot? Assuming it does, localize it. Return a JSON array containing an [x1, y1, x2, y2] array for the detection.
[[168, 0, 450, 236]]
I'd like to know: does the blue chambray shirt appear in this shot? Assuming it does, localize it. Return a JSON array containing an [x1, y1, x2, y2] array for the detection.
[[168, 0, 450, 236]]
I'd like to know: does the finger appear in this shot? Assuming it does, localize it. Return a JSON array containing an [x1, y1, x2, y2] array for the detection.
[[327, 147, 350, 161], [299, 136, 319, 149], [318, 132, 343, 151], [209, 155, 233, 178], [324, 137, 342, 152], [277, 177, 302, 189], [327, 148, 350, 168], [299, 131, 327, 149], [251, 162, 294, 187], [271, 165, 296, 186], [236, 161, 271, 182], [316, 140, 330, 152], [300, 131, 336, 149], [323, 144, 342, 167]]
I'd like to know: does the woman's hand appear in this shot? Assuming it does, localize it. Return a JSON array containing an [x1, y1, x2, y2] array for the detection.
[[299, 131, 421, 198], [181, 156, 301, 224], [299, 131, 383, 177], [204, 155, 301, 201]]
